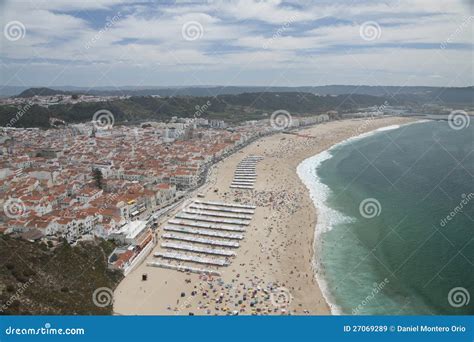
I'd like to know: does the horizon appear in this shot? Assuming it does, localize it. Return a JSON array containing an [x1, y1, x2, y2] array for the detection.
[[1, 0, 473, 88], [3, 83, 474, 90]]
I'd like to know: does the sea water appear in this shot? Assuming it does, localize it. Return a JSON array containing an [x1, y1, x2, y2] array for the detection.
[[298, 120, 473, 315]]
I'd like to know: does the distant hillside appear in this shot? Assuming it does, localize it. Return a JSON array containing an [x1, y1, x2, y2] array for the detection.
[[0, 92, 390, 128], [216, 92, 389, 113], [6, 85, 474, 104], [425, 87, 474, 105], [0, 234, 122, 315], [17, 87, 75, 98], [93, 85, 472, 104]]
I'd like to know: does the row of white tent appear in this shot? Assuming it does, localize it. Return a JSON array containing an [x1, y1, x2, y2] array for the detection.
[[230, 155, 264, 189], [149, 200, 256, 273]]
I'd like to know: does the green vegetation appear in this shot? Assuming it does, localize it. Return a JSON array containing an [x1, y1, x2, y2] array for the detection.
[[0, 235, 122, 315], [93, 168, 104, 190], [0, 92, 389, 128], [6, 85, 473, 105], [17, 87, 74, 98], [0, 104, 52, 128]]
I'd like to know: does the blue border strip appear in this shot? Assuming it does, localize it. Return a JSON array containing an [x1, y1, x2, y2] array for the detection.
[[0, 316, 472, 342]]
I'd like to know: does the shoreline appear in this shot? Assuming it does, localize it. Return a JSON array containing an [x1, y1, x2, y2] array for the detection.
[[297, 120, 426, 315], [113, 116, 417, 315]]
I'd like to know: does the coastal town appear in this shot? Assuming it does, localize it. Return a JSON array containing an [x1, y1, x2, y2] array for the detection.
[[0, 111, 325, 276], [0, 93, 130, 108]]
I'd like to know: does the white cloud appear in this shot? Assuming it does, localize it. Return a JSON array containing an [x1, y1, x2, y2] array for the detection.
[[0, 0, 472, 87]]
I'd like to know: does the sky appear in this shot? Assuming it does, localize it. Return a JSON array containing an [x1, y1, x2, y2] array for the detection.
[[0, 0, 473, 88]]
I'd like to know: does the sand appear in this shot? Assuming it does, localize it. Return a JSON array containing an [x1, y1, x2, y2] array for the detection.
[[113, 116, 415, 315]]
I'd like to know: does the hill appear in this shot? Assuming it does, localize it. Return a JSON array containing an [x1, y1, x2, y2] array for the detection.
[[8, 85, 473, 105], [0, 92, 391, 128], [17, 87, 75, 98], [0, 235, 122, 315]]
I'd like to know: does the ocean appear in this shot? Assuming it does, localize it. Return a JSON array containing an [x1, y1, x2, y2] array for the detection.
[[297, 120, 473, 315]]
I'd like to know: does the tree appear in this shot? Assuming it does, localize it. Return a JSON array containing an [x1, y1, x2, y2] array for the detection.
[[92, 168, 104, 190]]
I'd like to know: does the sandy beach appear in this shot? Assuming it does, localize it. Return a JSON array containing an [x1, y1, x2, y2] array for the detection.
[[113, 116, 415, 315]]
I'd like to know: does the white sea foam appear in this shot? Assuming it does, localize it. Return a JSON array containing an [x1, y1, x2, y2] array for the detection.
[[297, 152, 349, 315], [296, 120, 427, 315], [376, 124, 400, 131]]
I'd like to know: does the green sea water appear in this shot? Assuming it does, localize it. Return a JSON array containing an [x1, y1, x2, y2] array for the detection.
[[309, 121, 473, 315]]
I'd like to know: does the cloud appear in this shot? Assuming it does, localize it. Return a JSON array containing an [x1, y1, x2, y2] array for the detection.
[[0, 0, 472, 87]]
